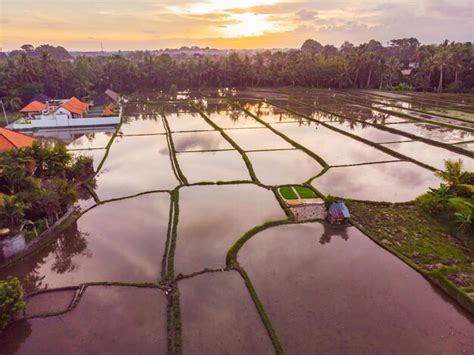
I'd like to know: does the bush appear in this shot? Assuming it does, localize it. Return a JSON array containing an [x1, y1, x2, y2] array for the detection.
[[451, 184, 474, 198], [416, 193, 452, 216], [324, 195, 336, 208], [66, 155, 94, 181], [0, 278, 26, 329]]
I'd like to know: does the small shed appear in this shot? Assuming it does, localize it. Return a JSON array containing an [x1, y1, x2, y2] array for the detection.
[[327, 202, 350, 225]]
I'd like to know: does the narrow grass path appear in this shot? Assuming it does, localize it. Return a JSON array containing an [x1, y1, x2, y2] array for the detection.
[[228, 100, 329, 169], [190, 102, 261, 184], [266, 100, 439, 172]]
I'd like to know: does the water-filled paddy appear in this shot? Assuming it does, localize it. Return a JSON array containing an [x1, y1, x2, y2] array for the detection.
[[0, 193, 170, 292], [248, 150, 322, 185], [176, 150, 250, 183], [271, 122, 393, 165], [383, 141, 474, 171], [325, 121, 410, 143], [224, 128, 294, 151], [313, 162, 441, 202], [3, 91, 474, 353], [172, 131, 233, 151], [119, 116, 166, 135], [166, 111, 213, 132], [175, 184, 286, 274], [67, 132, 113, 150], [0, 287, 167, 354], [239, 223, 474, 353], [207, 111, 264, 128], [94, 135, 178, 199], [180, 271, 273, 354], [387, 122, 474, 143]]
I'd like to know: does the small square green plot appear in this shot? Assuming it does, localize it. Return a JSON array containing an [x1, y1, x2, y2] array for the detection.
[[294, 186, 317, 199], [278, 186, 299, 200]]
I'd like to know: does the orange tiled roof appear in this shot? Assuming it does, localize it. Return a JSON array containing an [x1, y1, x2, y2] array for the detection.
[[61, 97, 89, 115], [20, 101, 47, 113], [0, 127, 36, 151], [102, 104, 115, 116]]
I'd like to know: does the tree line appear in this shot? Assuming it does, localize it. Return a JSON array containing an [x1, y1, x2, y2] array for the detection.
[[0, 38, 472, 110]]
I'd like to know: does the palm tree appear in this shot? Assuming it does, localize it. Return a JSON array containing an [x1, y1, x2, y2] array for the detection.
[[385, 57, 400, 88], [434, 159, 465, 188], [3, 89, 22, 110], [434, 41, 450, 93]]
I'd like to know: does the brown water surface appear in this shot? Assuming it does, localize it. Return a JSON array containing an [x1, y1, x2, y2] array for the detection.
[[180, 271, 273, 354], [0, 286, 167, 354], [0, 193, 170, 292], [239, 223, 474, 354], [175, 184, 286, 274]]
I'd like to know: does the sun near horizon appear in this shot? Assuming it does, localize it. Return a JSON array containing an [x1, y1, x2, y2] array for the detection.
[[0, 0, 472, 51]]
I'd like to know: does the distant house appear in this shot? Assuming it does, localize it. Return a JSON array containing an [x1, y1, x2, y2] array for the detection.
[[92, 90, 120, 106], [401, 69, 412, 76], [409, 62, 420, 69], [327, 202, 350, 224], [19, 101, 47, 118], [0, 127, 36, 151], [42, 96, 89, 119]]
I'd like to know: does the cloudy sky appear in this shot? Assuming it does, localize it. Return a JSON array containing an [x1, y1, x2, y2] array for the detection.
[[0, 0, 472, 51]]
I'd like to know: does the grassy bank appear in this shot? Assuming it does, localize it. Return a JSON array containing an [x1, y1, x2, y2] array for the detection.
[[349, 201, 474, 313]]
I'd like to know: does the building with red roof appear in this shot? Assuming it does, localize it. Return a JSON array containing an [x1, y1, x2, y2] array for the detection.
[[19, 101, 48, 118], [0, 127, 36, 151]]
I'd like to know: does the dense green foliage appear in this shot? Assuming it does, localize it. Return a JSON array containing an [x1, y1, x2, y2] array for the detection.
[[0, 277, 26, 329], [0, 142, 94, 235], [417, 159, 474, 236], [1, 38, 472, 109], [294, 186, 317, 199]]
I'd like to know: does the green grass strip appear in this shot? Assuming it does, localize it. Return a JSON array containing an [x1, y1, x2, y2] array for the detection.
[[190, 102, 260, 184], [95, 105, 125, 174], [294, 186, 317, 199], [161, 107, 189, 185], [267, 100, 439, 172], [291, 98, 474, 159], [279, 186, 298, 200], [229, 100, 330, 169], [236, 267, 285, 355], [165, 188, 180, 281]]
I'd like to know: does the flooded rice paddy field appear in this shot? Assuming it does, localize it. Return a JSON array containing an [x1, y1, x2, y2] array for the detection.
[[2, 90, 473, 353]]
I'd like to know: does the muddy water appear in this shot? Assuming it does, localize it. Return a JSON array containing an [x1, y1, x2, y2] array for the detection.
[[326, 121, 410, 143], [313, 162, 441, 202], [387, 122, 474, 143], [0, 193, 170, 292], [172, 131, 233, 151], [95, 135, 178, 199], [180, 271, 273, 354], [176, 150, 250, 183], [166, 111, 213, 132], [248, 150, 322, 186], [383, 141, 474, 171], [175, 184, 286, 275], [0, 286, 167, 354], [239, 223, 474, 354], [271, 122, 393, 165], [225, 128, 294, 151]]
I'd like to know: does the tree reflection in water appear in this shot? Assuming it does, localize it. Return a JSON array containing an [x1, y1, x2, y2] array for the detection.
[[0, 222, 90, 293], [320, 223, 350, 245]]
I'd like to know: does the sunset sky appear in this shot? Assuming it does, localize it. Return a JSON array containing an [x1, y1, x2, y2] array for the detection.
[[0, 0, 472, 51]]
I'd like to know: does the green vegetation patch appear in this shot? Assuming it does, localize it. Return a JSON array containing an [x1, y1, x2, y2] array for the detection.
[[350, 201, 471, 266], [279, 186, 298, 200], [349, 200, 474, 312], [294, 186, 317, 199]]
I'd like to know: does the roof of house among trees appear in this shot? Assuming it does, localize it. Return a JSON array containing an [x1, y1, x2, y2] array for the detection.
[[20, 101, 48, 113], [0, 128, 36, 151], [31, 94, 52, 103]]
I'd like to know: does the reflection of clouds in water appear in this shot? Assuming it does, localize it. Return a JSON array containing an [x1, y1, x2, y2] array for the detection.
[[174, 133, 222, 151]]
